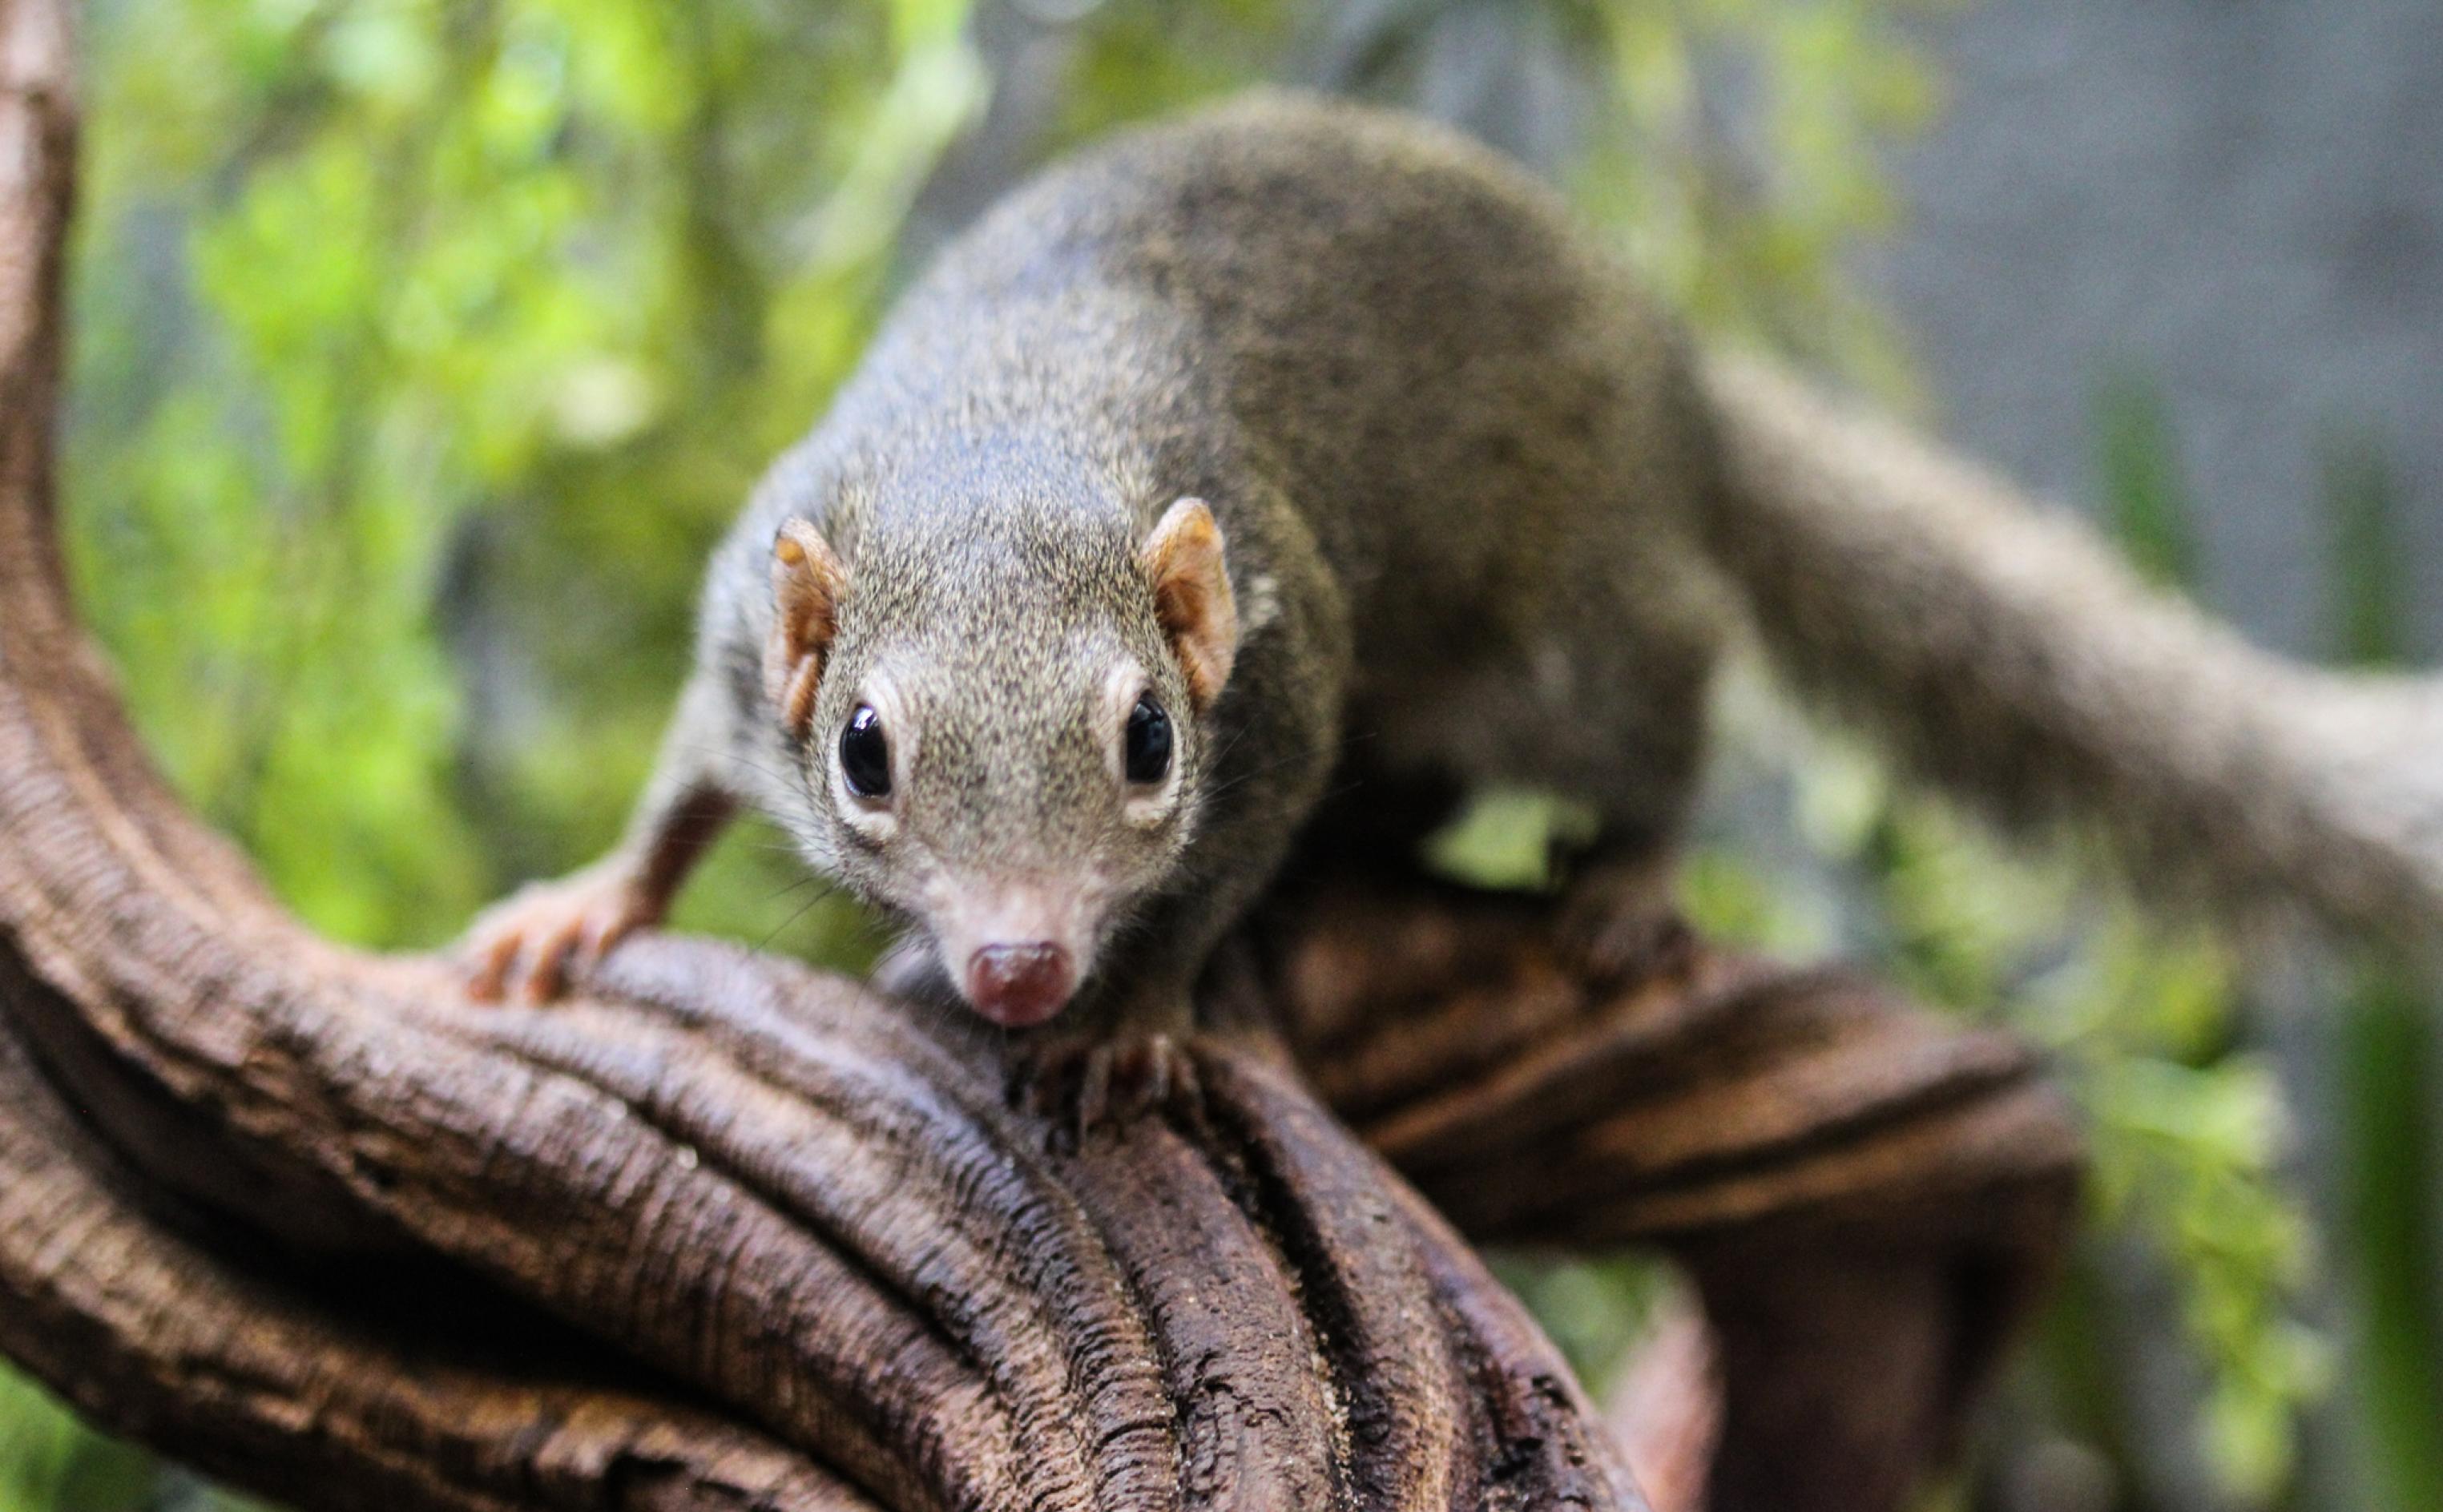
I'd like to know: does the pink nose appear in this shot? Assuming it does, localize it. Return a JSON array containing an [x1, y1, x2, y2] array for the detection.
[[963, 944, 1076, 1028]]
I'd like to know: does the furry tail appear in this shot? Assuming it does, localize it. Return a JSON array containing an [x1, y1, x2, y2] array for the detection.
[[1695, 350, 2443, 948]]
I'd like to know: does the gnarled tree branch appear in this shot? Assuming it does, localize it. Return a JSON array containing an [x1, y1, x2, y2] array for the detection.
[[1256, 874, 2079, 1510]]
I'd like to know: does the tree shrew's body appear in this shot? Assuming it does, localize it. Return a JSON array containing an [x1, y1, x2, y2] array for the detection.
[[467, 95, 2443, 1116]]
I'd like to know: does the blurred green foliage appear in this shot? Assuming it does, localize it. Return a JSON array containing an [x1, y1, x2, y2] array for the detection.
[[0, 1369, 272, 1512], [0, 1369, 147, 1512], [7, 2, 2431, 1510], [67, 0, 989, 955], [2316, 427, 2443, 1512]]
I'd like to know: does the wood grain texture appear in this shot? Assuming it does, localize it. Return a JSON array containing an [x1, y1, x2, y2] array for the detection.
[[1252, 869, 2080, 1512]]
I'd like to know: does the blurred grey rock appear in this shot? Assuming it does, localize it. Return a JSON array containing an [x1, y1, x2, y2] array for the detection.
[[1858, 2, 2443, 659]]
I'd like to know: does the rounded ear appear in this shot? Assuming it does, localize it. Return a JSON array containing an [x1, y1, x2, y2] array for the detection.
[[1139, 497, 1239, 712], [765, 518, 847, 740]]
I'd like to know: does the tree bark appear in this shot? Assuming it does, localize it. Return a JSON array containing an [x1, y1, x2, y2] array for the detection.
[[0, 2, 2080, 1509], [1257, 874, 2082, 1509]]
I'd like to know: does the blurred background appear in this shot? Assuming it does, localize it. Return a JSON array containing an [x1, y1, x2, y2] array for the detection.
[[7, 2, 2440, 1510]]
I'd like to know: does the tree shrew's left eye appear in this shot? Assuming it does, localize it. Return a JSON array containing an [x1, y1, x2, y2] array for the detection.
[[1124, 694, 1171, 785]]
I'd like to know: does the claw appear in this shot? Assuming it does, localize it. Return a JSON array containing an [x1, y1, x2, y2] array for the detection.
[[458, 863, 658, 1006], [1010, 1032, 1203, 1142]]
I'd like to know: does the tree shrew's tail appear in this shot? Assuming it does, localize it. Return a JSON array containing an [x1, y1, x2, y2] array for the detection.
[[1695, 350, 2443, 950]]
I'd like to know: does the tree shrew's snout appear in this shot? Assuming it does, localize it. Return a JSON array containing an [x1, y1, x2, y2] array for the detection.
[[963, 941, 1077, 1027], [929, 873, 1103, 1028]]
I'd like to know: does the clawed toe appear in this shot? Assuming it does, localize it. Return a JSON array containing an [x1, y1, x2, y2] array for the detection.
[[458, 866, 656, 1005], [1010, 1033, 1204, 1141]]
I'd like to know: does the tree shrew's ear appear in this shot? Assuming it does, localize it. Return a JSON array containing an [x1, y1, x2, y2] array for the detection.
[[766, 517, 846, 740], [1139, 497, 1239, 712]]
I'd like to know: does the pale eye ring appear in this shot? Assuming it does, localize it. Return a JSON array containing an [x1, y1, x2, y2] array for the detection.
[[839, 704, 892, 799], [1123, 694, 1171, 786]]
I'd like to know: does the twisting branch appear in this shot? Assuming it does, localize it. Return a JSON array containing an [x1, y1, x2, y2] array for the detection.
[[1263, 873, 2082, 1512], [0, 1002, 875, 1512], [0, 3, 2079, 1510]]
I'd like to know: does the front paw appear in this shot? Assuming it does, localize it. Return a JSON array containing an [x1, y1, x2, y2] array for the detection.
[[460, 863, 659, 1004], [1010, 1032, 1204, 1141]]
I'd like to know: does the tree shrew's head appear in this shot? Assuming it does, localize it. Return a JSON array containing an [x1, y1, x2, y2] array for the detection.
[[763, 479, 1238, 1029]]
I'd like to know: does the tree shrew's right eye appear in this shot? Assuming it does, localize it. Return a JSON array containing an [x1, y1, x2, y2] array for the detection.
[[840, 704, 891, 799]]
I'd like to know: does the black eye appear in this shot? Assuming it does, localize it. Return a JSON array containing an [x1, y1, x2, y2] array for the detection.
[[839, 704, 891, 799], [1124, 694, 1172, 785]]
